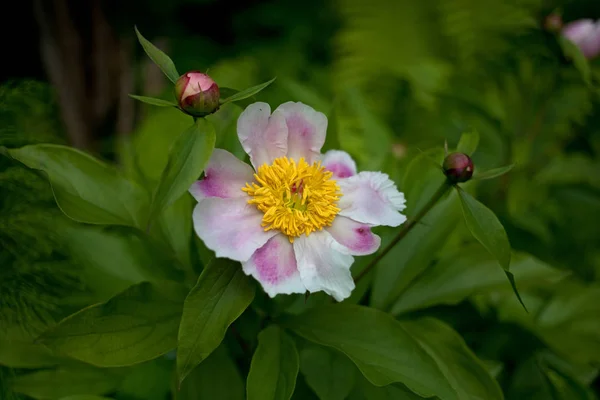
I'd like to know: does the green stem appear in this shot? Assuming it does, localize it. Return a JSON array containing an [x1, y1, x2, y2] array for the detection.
[[354, 181, 453, 283]]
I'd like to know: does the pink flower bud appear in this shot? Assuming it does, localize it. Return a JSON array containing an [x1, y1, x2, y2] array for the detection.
[[175, 71, 220, 117], [443, 152, 474, 183], [562, 19, 600, 59]]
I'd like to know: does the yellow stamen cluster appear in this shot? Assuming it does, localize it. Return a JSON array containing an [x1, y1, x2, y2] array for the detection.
[[242, 157, 341, 242]]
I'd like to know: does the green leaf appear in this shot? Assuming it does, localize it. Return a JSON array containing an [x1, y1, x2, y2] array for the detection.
[[151, 193, 194, 269], [129, 94, 177, 107], [39, 282, 186, 367], [177, 258, 255, 384], [247, 325, 299, 400], [457, 188, 510, 270], [11, 366, 121, 399], [0, 337, 59, 368], [134, 26, 180, 84], [472, 164, 514, 180], [148, 118, 216, 227], [220, 77, 276, 104], [401, 318, 504, 400], [390, 246, 566, 315], [2, 144, 149, 227], [558, 35, 591, 85], [61, 224, 184, 300], [357, 376, 426, 400], [176, 345, 245, 400], [285, 304, 457, 399], [457, 188, 526, 310], [456, 130, 480, 155], [299, 345, 356, 400], [119, 360, 172, 400], [60, 396, 113, 400]]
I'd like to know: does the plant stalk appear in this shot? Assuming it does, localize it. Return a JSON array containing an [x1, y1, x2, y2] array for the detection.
[[354, 181, 452, 283]]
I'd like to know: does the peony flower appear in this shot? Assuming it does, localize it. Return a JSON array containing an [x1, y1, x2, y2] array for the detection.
[[562, 19, 600, 59], [175, 71, 220, 117], [189, 102, 406, 301]]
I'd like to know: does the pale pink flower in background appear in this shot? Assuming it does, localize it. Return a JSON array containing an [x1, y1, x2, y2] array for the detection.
[[562, 19, 600, 59], [190, 102, 406, 301]]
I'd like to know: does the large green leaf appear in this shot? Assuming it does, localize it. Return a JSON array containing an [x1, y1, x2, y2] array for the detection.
[[176, 345, 245, 400], [299, 345, 356, 400], [400, 318, 503, 400], [151, 193, 194, 269], [0, 337, 59, 368], [118, 359, 172, 400], [457, 188, 511, 271], [390, 247, 566, 315], [2, 144, 149, 227], [11, 366, 121, 399], [134, 26, 180, 84], [61, 224, 184, 300], [220, 77, 276, 104], [60, 396, 113, 400], [177, 258, 255, 383], [457, 188, 526, 309], [39, 282, 186, 367], [148, 118, 216, 227], [285, 304, 457, 399], [456, 130, 480, 156], [247, 325, 299, 400]]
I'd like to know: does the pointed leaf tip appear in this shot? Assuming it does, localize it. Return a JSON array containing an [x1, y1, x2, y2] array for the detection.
[[134, 26, 180, 84]]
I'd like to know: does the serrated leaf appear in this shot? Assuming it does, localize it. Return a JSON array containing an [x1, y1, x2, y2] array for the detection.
[[11, 366, 121, 399], [456, 130, 480, 155], [147, 118, 216, 227], [177, 258, 255, 384], [473, 164, 514, 180], [129, 94, 177, 107], [285, 304, 457, 399], [247, 325, 299, 400], [299, 345, 356, 400], [220, 77, 276, 104], [2, 144, 149, 227], [39, 282, 186, 367], [134, 26, 180, 84]]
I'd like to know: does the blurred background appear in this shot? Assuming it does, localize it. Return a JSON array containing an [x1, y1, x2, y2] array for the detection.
[[2, 0, 600, 398]]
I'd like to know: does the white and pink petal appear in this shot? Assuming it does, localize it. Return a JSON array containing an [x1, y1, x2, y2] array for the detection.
[[293, 231, 355, 302], [276, 102, 327, 164], [192, 197, 277, 262], [326, 216, 381, 256], [242, 234, 305, 297], [322, 150, 357, 179], [237, 102, 288, 169], [189, 149, 254, 201], [337, 171, 407, 227]]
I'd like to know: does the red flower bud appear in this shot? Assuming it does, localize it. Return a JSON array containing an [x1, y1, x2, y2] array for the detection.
[[544, 13, 563, 32], [175, 71, 220, 117], [443, 152, 474, 183]]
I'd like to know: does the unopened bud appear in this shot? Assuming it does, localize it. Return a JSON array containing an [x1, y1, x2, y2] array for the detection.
[[544, 13, 563, 32], [175, 71, 220, 117], [562, 19, 600, 60], [443, 152, 474, 183]]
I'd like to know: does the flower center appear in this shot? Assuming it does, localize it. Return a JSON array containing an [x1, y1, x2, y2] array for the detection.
[[242, 157, 341, 242]]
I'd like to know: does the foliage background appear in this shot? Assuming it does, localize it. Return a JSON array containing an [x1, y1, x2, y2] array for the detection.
[[1, 0, 600, 399]]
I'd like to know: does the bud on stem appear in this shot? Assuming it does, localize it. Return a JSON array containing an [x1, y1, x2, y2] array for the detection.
[[175, 71, 220, 117]]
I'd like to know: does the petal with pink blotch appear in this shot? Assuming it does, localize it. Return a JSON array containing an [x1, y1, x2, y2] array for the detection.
[[237, 102, 288, 169], [322, 150, 357, 179], [276, 102, 327, 164], [242, 234, 305, 297], [326, 216, 381, 256], [294, 231, 355, 302], [337, 171, 407, 227], [192, 197, 277, 262], [189, 149, 255, 202]]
